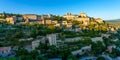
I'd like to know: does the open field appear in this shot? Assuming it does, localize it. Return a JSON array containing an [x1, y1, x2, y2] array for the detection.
[[106, 21, 120, 26], [106, 21, 120, 28]]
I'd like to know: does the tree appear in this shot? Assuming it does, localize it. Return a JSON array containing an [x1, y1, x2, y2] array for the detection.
[[67, 55, 78, 60], [16, 48, 29, 57], [30, 29, 38, 38], [38, 57, 48, 60], [30, 50, 39, 59], [72, 20, 80, 25], [47, 45, 58, 58], [13, 31, 24, 38], [91, 41, 105, 56], [47, 24, 55, 30], [59, 33, 65, 40], [3, 11, 7, 19], [97, 56, 105, 60], [103, 37, 111, 47], [109, 48, 120, 58], [82, 37, 92, 45], [16, 14, 22, 17], [53, 16, 63, 21]]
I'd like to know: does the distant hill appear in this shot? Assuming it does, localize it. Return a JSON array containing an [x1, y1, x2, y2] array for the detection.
[[105, 19, 120, 22], [105, 19, 120, 28]]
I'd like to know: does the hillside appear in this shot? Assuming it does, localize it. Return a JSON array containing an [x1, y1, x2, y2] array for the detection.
[[105, 19, 120, 28], [105, 19, 120, 22]]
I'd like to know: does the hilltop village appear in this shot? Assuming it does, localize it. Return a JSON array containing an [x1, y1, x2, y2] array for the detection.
[[0, 12, 120, 60], [0, 12, 118, 30]]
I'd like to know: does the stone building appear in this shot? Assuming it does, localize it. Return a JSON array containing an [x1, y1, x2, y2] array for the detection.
[[32, 34, 57, 50], [76, 17, 90, 26], [51, 20, 60, 26], [26, 20, 45, 24], [76, 13, 90, 26], [32, 40, 40, 50], [6, 16, 17, 24], [0, 47, 11, 57], [67, 23, 73, 28], [107, 45, 116, 53], [62, 21, 68, 25], [22, 14, 53, 24], [45, 20, 52, 24], [63, 12, 90, 26], [63, 12, 78, 20], [41, 14, 53, 19], [6, 16, 23, 24], [95, 18, 103, 23], [63, 12, 104, 26], [23, 14, 39, 20], [51, 20, 58, 25], [80, 13, 87, 17], [0, 13, 4, 18], [23, 14, 45, 24], [6, 16, 18, 24], [47, 34, 57, 46], [32, 37, 46, 50], [38, 20, 45, 24], [91, 37, 103, 43]]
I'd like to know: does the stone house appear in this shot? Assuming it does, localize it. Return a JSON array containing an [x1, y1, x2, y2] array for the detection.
[[23, 14, 38, 20], [47, 34, 57, 46], [6, 16, 23, 24], [0, 47, 11, 57], [63, 12, 78, 20]]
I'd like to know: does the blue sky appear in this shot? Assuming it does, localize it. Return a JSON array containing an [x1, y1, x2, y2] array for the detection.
[[0, 0, 120, 20]]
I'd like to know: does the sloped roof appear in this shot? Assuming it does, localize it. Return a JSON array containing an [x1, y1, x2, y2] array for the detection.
[[0, 47, 11, 51]]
